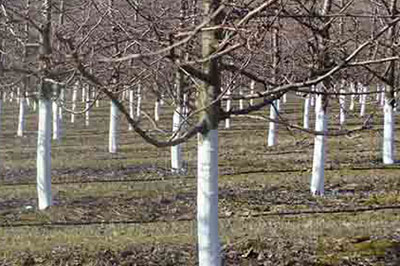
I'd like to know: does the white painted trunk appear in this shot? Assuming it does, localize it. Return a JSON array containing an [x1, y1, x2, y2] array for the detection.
[[109, 100, 119, 153], [250, 80, 255, 106], [93, 89, 99, 108], [154, 99, 161, 122], [339, 89, 346, 126], [0, 98, 2, 131], [59, 88, 64, 121], [383, 98, 395, 164], [394, 92, 398, 112], [17, 87, 20, 104], [71, 85, 77, 123], [303, 94, 310, 129], [380, 86, 385, 107], [17, 96, 26, 137], [239, 87, 244, 109], [225, 88, 231, 129], [33, 99, 37, 111], [171, 108, 183, 172], [81, 86, 86, 103], [197, 129, 220, 266], [283, 93, 287, 104], [311, 94, 327, 195], [9, 91, 13, 102], [160, 93, 165, 106], [37, 98, 52, 210], [52, 101, 60, 140], [129, 89, 134, 131], [376, 85, 380, 102], [360, 86, 367, 117], [349, 82, 355, 111], [268, 100, 278, 146], [183, 93, 189, 119], [136, 85, 142, 119], [85, 88, 90, 127], [310, 86, 315, 107]]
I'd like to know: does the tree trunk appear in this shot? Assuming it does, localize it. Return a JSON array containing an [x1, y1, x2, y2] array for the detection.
[[225, 87, 231, 129], [37, 82, 52, 210], [311, 93, 327, 195], [268, 100, 278, 146], [85, 85, 90, 127], [171, 107, 183, 172], [52, 101, 60, 140], [383, 97, 395, 164], [109, 100, 119, 153], [250, 80, 255, 106], [154, 99, 160, 122], [360, 85, 367, 117], [71, 83, 78, 123], [349, 82, 355, 111], [136, 84, 142, 119], [129, 88, 134, 130], [17, 94, 26, 137], [339, 88, 346, 126], [303, 94, 310, 129], [197, 0, 221, 264]]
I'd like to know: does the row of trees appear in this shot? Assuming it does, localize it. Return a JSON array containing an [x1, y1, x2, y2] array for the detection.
[[1, 0, 400, 265]]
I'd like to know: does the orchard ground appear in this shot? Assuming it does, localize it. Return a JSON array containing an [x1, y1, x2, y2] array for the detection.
[[0, 93, 399, 265]]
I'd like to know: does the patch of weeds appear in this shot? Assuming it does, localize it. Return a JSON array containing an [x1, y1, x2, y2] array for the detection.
[[363, 192, 400, 206], [318, 237, 398, 265]]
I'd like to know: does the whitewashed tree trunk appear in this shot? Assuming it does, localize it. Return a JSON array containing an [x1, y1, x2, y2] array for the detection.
[[17, 87, 20, 104], [37, 90, 52, 210], [85, 86, 90, 127], [380, 85, 385, 107], [52, 101, 60, 140], [160, 93, 165, 106], [71, 83, 78, 123], [129, 88, 134, 131], [360, 86, 367, 117], [311, 94, 327, 195], [339, 88, 346, 126], [376, 84, 380, 102], [268, 100, 278, 146], [225, 88, 231, 129], [0, 96, 3, 131], [59, 87, 64, 121], [154, 99, 161, 122], [250, 80, 255, 106], [310, 86, 315, 107], [183, 93, 189, 119], [197, 129, 220, 266], [383, 98, 395, 164], [33, 99, 37, 111], [239, 87, 244, 109], [171, 107, 183, 172], [136, 84, 142, 119], [303, 94, 310, 129], [17, 95, 26, 137], [282, 93, 287, 104], [81, 85, 86, 103], [109, 100, 119, 153], [349, 82, 355, 111], [394, 92, 398, 112]]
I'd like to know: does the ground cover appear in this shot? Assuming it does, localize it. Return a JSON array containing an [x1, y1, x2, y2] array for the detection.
[[0, 94, 399, 265]]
